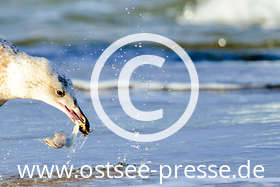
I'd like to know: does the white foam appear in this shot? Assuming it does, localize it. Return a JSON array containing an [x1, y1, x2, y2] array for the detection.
[[178, 0, 280, 29], [72, 79, 269, 92]]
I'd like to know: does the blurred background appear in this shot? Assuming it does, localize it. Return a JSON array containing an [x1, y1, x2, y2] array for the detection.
[[1, 0, 280, 186], [1, 0, 280, 51]]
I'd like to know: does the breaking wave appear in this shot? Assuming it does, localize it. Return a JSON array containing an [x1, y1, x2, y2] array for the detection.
[[72, 79, 280, 92], [178, 0, 280, 28]]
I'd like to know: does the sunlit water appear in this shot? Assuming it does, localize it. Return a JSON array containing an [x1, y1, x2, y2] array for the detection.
[[0, 43, 279, 186], [0, 0, 280, 186]]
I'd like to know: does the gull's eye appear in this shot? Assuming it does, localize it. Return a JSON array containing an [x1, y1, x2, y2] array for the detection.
[[56, 90, 65, 97]]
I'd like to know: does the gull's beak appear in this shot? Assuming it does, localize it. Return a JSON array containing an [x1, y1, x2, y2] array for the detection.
[[58, 102, 91, 136]]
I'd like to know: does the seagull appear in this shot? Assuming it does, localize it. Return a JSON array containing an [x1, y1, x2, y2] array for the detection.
[[0, 39, 90, 136]]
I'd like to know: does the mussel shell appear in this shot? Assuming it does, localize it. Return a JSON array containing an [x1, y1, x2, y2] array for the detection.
[[44, 134, 66, 149]]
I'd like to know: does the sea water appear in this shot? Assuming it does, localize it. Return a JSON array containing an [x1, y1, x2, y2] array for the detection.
[[0, 0, 280, 186]]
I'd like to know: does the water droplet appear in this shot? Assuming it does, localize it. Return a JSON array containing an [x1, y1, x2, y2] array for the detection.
[[218, 38, 227, 47]]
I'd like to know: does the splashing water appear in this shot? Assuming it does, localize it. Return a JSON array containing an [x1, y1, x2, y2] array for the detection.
[[65, 124, 80, 150], [44, 124, 87, 151], [68, 127, 88, 153], [65, 125, 88, 166], [44, 123, 89, 167]]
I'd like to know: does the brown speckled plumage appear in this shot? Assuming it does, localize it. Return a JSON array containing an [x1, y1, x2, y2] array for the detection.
[[0, 39, 90, 136], [0, 39, 60, 102], [0, 40, 17, 104], [0, 39, 58, 104]]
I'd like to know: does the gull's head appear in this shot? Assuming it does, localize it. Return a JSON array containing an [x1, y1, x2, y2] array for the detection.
[[6, 53, 90, 136]]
